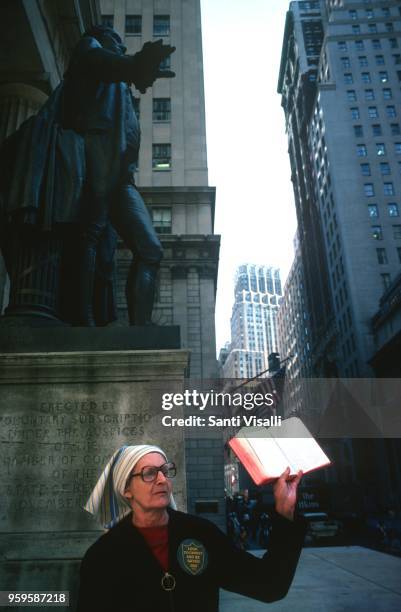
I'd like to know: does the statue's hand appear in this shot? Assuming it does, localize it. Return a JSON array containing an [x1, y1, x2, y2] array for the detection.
[[273, 467, 303, 521], [131, 39, 176, 93]]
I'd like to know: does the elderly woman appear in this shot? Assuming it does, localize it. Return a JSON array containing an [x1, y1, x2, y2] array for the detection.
[[77, 444, 305, 611]]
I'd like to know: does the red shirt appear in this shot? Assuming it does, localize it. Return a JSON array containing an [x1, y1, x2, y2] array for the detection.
[[137, 525, 169, 571]]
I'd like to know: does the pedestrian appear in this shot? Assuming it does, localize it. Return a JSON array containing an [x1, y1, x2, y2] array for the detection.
[[77, 444, 305, 611]]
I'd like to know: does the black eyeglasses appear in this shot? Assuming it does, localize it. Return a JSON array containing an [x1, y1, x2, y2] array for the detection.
[[128, 462, 177, 483]]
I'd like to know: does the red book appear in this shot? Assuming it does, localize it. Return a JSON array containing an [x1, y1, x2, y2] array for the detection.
[[229, 417, 331, 485]]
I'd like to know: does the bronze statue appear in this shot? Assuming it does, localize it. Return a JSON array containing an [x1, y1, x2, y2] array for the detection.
[[0, 26, 175, 327]]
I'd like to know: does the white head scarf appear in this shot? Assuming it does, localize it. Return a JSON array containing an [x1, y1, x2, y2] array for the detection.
[[84, 444, 177, 529]]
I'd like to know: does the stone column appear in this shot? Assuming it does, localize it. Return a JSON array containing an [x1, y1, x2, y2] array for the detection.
[[0, 83, 48, 316]]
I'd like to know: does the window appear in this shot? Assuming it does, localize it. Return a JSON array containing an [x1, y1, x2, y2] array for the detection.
[[383, 88, 392, 99], [372, 40, 381, 50], [357, 143, 367, 156], [397, 247, 401, 264], [381, 7, 390, 18], [354, 125, 364, 137], [396, 143, 401, 155], [368, 204, 379, 218], [341, 57, 351, 69], [355, 40, 364, 51], [347, 90, 357, 101], [394, 55, 401, 65], [365, 89, 375, 101], [358, 56, 368, 67], [385, 23, 394, 33], [388, 203, 399, 217], [153, 98, 171, 121], [376, 143, 386, 156], [159, 55, 171, 70], [381, 273, 391, 290], [393, 225, 401, 239], [386, 105, 397, 118], [391, 124, 401, 136], [364, 183, 375, 197], [379, 71, 389, 83], [368, 23, 377, 34], [352, 25, 361, 35], [372, 124, 382, 136], [349, 9, 357, 20], [125, 15, 142, 34], [380, 162, 391, 175], [338, 41, 347, 51], [366, 9, 374, 19], [376, 248, 387, 264], [152, 207, 172, 234], [368, 106, 378, 119], [375, 55, 385, 65], [152, 143, 171, 170], [133, 97, 140, 118], [389, 39, 399, 50], [372, 225, 382, 239], [101, 14, 114, 28], [153, 15, 170, 36], [361, 72, 371, 83], [350, 107, 360, 120], [361, 163, 371, 176], [383, 182, 395, 196], [344, 73, 353, 84]]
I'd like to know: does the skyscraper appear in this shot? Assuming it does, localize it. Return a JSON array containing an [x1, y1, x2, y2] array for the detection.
[[278, 0, 401, 377], [223, 264, 282, 379]]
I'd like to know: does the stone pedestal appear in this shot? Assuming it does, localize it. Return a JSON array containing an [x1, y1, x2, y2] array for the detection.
[[0, 345, 189, 610]]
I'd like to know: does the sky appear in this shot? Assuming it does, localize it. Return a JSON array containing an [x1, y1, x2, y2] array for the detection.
[[200, 0, 297, 354]]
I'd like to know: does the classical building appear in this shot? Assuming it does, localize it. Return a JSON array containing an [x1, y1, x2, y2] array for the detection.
[[278, 0, 401, 377], [0, 0, 100, 314], [100, 0, 220, 379], [223, 264, 282, 379]]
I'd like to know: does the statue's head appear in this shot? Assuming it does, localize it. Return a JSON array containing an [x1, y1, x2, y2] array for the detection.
[[83, 25, 127, 55]]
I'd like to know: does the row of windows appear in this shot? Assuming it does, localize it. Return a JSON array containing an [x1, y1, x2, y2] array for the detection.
[[351, 105, 397, 120], [354, 123, 401, 137], [356, 143, 401, 156], [350, 22, 395, 35], [366, 202, 400, 217], [344, 70, 398, 84], [363, 182, 396, 197], [360, 161, 401, 176], [102, 14, 170, 36], [347, 87, 394, 101], [341, 54, 401, 68], [338, 39, 399, 52], [348, 7, 397, 19], [369, 225, 401, 240]]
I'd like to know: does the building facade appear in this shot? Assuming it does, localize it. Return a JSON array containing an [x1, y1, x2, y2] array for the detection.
[[223, 264, 282, 379], [279, 0, 401, 377], [100, 0, 220, 379]]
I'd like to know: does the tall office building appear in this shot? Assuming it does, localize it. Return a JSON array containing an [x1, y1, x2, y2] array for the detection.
[[278, 0, 401, 377], [223, 264, 282, 379], [101, 1, 221, 378]]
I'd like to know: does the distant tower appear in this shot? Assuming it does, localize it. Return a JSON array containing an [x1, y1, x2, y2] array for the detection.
[[223, 264, 283, 378]]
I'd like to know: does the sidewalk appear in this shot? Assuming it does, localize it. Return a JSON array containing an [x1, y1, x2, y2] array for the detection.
[[220, 546, 401, 611]]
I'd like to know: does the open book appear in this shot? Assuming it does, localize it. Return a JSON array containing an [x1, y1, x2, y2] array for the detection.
[[228, 417, 331, 485]]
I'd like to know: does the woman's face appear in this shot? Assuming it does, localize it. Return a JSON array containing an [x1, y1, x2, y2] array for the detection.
[[124, 452, 173, 513]]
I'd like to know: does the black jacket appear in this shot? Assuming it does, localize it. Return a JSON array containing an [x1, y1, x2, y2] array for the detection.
[[77, 508, 305, 612]]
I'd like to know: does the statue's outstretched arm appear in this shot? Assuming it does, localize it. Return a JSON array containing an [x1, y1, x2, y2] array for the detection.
[[67, 37, 175, 92]]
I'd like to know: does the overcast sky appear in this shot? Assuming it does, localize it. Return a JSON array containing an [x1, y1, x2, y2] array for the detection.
[[200, 0, 297, 355]]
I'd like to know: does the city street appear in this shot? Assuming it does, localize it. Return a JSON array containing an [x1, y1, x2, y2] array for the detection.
[[220, 546, 401, 611]]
